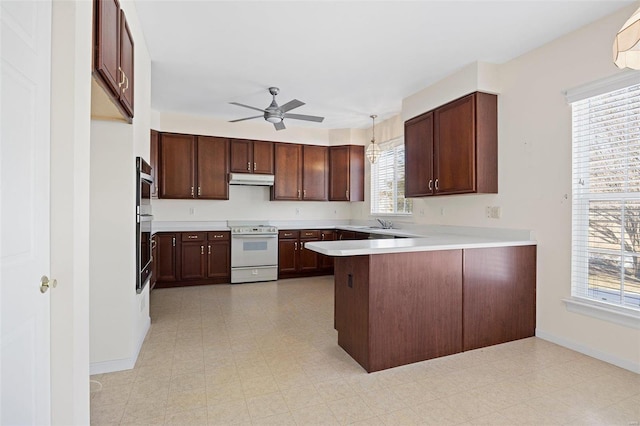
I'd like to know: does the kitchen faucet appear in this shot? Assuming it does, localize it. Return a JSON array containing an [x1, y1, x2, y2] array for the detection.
[[376, 218, 393, 229]]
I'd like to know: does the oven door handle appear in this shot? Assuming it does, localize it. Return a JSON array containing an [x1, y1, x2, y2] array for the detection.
[[138, 214, 154, 223], [232, 234, 278, 239]]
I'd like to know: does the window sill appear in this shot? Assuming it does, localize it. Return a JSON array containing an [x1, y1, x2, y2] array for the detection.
[[563, 297, 640, 329]]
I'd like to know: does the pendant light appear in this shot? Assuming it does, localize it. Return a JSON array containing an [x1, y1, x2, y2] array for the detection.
[[366, 114, 381, 164], [613, 6, 640, 70]]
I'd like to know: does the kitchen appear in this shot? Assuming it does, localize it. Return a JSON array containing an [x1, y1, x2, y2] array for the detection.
[[1, 1, 638, 424]]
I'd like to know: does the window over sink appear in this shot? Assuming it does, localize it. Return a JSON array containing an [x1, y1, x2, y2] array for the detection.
[[370, 137, 412, 215]]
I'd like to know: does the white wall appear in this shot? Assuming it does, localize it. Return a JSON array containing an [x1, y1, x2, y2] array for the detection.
[[89, 0, 152, 373], [355, 5, 640, 371], [49, 0, 92, 423], [152, 112, 365, 223]]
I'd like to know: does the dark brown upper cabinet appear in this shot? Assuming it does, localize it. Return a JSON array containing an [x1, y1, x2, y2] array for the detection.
[[150, 129, 158, 198], [93, 0, 134, 121], [158, 133, 229, 200], [230, 139, 274, 174], [405, 92, 497, 197], [272, 143, 303, 200], [302, 145, 328, 201], [329, 145, 364, 201]]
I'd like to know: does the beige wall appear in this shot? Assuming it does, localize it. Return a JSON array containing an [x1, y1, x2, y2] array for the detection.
[[355, 5, 640, 371], [89, 0, 153, 373]]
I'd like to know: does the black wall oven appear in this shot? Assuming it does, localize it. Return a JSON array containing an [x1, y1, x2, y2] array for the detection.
[[136, 157, 153, 293]]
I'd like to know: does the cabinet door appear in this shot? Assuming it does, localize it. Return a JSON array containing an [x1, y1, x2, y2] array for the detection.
[[329, 146, 349, 201], [300, 238, 320, 271], [405, 112, 434, 197], [434, 94, 475, 195], [302, 145, 328, 201], [319, 231, 335, 270], [94, 0, 120, 97], [118, 10, 134, 117], [278, 239, 298, 274], [181, 241, 206, 280], [252, 141, 274, 174], [207, 241, 230, 280], [150, 130, 158, 198], [230, 139, 252, 173], [159, 133, 196, 199], [156, 233, 177, 282], [197, 136, 229, 199], [329, 146, 363, 201], [150, 235, 157, 289], [273, 143, 302, 200]]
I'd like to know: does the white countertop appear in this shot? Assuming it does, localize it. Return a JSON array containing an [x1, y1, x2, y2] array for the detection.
[[305, 234, 536, 256]]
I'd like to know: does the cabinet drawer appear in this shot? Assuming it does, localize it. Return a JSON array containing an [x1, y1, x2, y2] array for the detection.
[[279, 230, 299, 239], [320, 230, 335, 241], [208, 231, 230, 241], [181, 232, 206, 242], [301, 230, 320, 239]]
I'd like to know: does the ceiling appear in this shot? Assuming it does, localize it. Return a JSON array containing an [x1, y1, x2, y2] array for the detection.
[[134, 1, 634, 130]]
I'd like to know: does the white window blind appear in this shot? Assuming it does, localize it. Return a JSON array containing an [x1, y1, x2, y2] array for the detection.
[[371, 138, 412, 215], [571, 81, 640, 310]]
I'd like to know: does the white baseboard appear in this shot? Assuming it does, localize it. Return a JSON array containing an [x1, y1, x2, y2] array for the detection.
[[536, 329, 640, 374], [89, 316, 151, 375]]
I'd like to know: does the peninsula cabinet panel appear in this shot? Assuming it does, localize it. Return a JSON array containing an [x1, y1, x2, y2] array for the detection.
[[159, 133, 196, 199], [462, 245, 537, 351], [404, 112, 434, 197], [197, 136, 229, 200], [273, 143, 302, 200], [329, 145, 364, 201], [302, 145, 328, 201]]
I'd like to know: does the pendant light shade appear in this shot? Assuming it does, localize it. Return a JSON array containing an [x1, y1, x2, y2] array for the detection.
[[613, 6, 640, 70], [366, 114, 381, 164]]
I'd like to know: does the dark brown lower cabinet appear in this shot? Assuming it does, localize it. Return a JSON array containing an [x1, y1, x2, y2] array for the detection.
[[333, 245, 536, 372], [278, 229, 336, 278], [154, 231, 230, 288]]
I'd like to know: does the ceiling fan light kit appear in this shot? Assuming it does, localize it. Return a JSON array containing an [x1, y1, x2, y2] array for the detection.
[[613, 6, 640, 70], [366, 114, 381, 164], [230, 87, 324, 130]]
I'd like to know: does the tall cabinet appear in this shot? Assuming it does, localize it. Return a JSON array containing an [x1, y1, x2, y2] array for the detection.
[[329, 145, 364, 201]]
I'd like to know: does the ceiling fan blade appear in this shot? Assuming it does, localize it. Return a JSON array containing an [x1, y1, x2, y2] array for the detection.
[[283, 113, 325, 123], [229, 102, 266, 113], [229, 115, 263, 123], [274, 121, 286, 131], [280, 99, 305, 112]]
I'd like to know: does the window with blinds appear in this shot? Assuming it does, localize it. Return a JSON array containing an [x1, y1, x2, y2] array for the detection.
[[571, 81, 640, 310], [370, 138, 412, 215]]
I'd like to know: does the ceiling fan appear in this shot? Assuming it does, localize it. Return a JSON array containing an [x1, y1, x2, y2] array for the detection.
[[229, 87, 325, 131]]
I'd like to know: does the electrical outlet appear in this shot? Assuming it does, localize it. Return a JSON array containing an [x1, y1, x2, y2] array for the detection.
[[419, 208, 425, 217], [440, 208, 446, 216], [486, 206, 501, 219], [189, 207, 195, 215], [295, 208, 301, 216]]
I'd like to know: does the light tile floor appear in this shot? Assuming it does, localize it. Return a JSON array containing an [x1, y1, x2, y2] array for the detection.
[[91, 276, 640, 425]]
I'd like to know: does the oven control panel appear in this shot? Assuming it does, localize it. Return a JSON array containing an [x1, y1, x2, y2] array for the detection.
[[231, 226, 278, 235]]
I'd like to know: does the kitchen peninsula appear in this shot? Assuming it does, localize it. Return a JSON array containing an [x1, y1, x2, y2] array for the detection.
[[305, 230, 537, 372]]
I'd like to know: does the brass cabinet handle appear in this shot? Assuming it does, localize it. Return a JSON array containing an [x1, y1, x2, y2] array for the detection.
[[428, 179, 433, 191], [213, 234, 224, 238], [172, 237, 176, 246], [435, 179, 439, 191], [303, 189, 306, 198], [294, 242, 298, 250], [191, 186, 194, 197], [297, 189, 301, 199], [201, 245, 204, 255], [254, 162, 257, 171], [198, 186, 201, 196], [321, 233, 325, 240], [118, 66, 125, 87], [208, 245, 211, 255], [187, 235, 198, 239], [247, 162, 251, 171]]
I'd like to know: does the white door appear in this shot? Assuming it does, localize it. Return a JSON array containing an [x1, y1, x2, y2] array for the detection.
[[0, 0, 52, 424]]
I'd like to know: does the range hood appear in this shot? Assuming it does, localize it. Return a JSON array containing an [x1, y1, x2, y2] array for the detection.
[[228, 173, 275, 186]]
